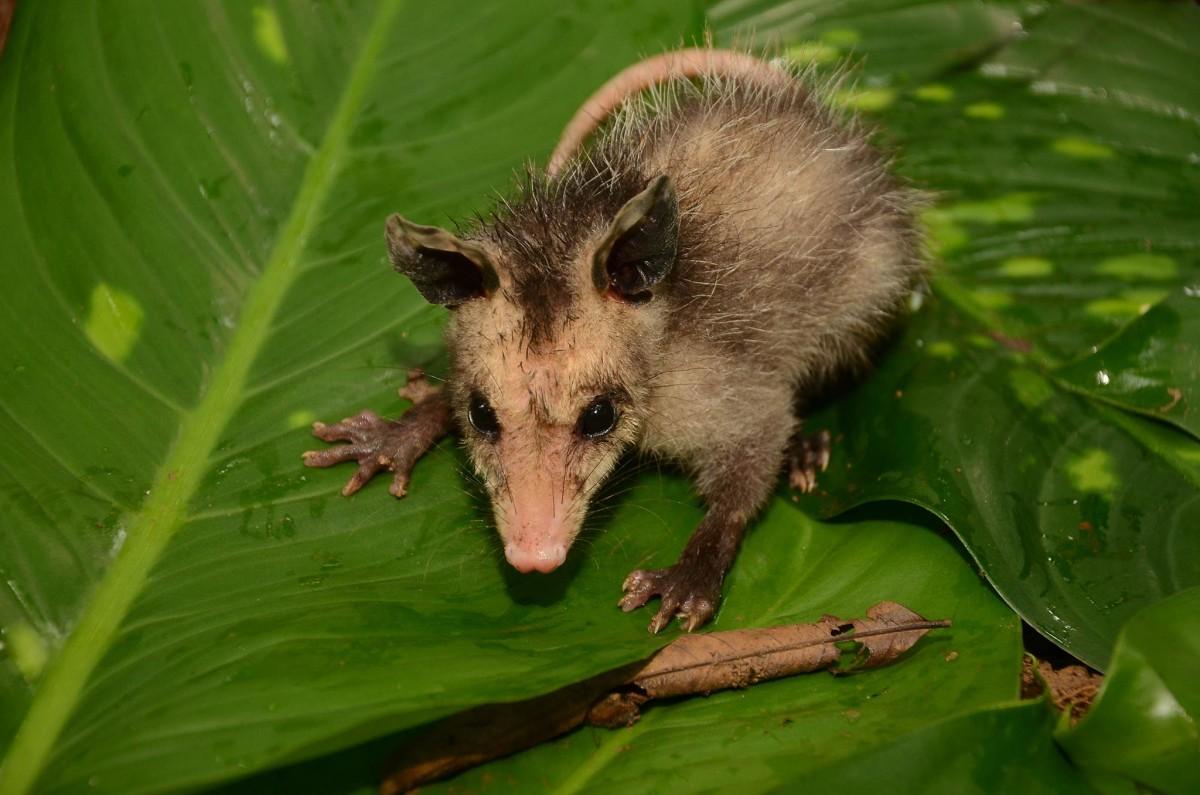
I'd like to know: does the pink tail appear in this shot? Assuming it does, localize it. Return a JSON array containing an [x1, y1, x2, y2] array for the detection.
[[547, 48, 788, 177]]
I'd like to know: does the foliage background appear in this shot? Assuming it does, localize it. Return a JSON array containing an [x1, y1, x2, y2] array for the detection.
[[0, 1, 1196, 793]]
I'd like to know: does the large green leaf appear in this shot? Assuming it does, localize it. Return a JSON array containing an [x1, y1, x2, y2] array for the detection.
[[435, 705, 1097, 795], [795, 301, 1200, 669], [785, 701, 1103, 795], [714, 0, 1200, 668], [3, 0, 1198, 792], [216, 507, 1021, 794], [423, 515, 1023, 794], [1058, 587, 1200, 795], [1055, 290, 1200, 440], [711, 0, 1024, 83], [0, 2, 705, 792]]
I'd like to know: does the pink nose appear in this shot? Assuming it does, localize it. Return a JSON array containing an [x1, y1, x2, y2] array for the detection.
[[505, 542, 567, 574]]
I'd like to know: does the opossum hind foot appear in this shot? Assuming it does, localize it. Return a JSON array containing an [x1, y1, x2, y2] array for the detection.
[[787, 428, 832, 494], [620, 560, 723, 633]]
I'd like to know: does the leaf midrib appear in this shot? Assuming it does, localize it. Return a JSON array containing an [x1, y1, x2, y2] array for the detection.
[[0, 1, 403, 792]]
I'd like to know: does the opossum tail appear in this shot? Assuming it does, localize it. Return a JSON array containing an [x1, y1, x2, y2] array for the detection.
[[547, 48, 792, 177]]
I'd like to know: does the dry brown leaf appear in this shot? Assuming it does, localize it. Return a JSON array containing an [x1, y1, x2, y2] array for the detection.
[[379, 663, 642, 795], [0, 0, 16, 57], [586, 601, 947, 726], [1021, 654, 1103, 724], [381, 601, 949, 794]]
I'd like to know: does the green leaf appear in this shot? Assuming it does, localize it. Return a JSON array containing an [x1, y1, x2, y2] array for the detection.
[[1059, 587, 1200, 795], [795, 300, 1200, 669], [715, 0, 1200, 667], [0, 2, 704, 792], [1055, 290, 1200, 440], [787, 701, 1101, 795], [4, 0, 1199, 792], [235, 706, 1106, 794], [214, 508, 1022, 794], [712, 0, 1023, 84]]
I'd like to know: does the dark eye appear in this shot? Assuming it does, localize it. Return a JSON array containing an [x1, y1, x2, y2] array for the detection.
[[468, 393, 500, 439], [578, 397, 618, 439]]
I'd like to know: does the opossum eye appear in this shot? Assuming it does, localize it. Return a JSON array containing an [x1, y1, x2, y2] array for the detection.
[[467, 393, 500, 439], [578, 397, 618, 439]]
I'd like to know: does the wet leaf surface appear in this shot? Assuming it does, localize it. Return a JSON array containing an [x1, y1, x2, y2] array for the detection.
[[218, 508, 1019, 793], [787, 701, 1101, 795], [0, 2, 701, 791], [431, 703, 1100, 795], [0, 0, 1197, 792], [380, 601, 948, 793], [716, 0, 1200, 668], [795, 300, 1200, 668], [1055, 290, 1200, 439], [1058, 587, 1200, 795]]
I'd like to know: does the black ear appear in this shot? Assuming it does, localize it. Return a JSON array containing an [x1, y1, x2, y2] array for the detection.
[[386, 214, 499, 306], [592, 175, 678, 303]]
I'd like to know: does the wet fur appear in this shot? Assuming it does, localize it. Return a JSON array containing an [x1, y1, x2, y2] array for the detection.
[[456, 60, 921, 511]]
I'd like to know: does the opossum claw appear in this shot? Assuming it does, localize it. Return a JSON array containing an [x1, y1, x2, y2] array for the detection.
[[787, 428, 832, 494], [620, 564, 720, 633], [303, 378, 451, 498]]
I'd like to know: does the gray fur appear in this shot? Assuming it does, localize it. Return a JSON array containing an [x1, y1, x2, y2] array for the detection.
[[396, 54, 926, 629], [469, 62, 923, 462]]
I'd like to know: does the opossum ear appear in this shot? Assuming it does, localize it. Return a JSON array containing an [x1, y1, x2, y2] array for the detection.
[[386, 214, 500, 306], [593, 175, 678, 303]]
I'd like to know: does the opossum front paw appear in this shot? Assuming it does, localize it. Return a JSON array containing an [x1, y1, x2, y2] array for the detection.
[[787, 428, 831, 494], [303, 411, 404, 496], [302, 371, 450, 498], [619, 564, 721, 634]]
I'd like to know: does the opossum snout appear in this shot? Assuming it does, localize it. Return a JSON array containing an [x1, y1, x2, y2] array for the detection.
[[495, 478, 577, 574], [500, 502, 572, 573], [504, 540, 568, 574]]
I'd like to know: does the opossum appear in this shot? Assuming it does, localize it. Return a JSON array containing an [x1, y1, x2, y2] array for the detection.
[[303, 49, 925, 633]]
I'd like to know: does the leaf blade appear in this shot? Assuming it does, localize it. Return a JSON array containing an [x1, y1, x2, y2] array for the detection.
[[0, 2, 702, 792], [0, 2, 408, 791], [716, 0, 1200, 667], [1059, 587, 1200, 795]]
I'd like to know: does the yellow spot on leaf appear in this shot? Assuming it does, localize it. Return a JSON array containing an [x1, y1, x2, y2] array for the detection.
[[940, 193, 1036, 224], [84, 283, 144, 363], [786, 42, 839, 65], [288, 409, 316, 429], [921, 209, 968, 256], [253, 6, 289, 65], [1052, 136, 1114, 160], [1067, 448, 1117, 494], [927, 340, 958, 359], [914, 83, 954, 102], [1084, 299, 1136, 318], [968, 333, 997, 349], [1097, 253, 1178, 281], [821, 28, 861, 47], [1009, 369, 1054, 408], [971, 288, 1013, 310], [1085, 290, 1167, 318], [999, 257, 1053, 278], [5, 622, 48, 682], [964, 102, 1004, 120], [833, 87, 895, 112], [788, 27, 860, 65]]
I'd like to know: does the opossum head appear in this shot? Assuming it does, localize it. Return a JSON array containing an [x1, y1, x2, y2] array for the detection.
[[386, 175, 678, 573]]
